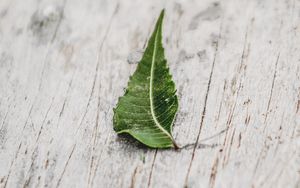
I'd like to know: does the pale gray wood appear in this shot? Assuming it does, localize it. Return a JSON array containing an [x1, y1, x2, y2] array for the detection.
[[0, 0, 299, 188]]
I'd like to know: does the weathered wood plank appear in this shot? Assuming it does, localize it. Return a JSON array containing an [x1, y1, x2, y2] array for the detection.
[[0, 0, 299, 188]]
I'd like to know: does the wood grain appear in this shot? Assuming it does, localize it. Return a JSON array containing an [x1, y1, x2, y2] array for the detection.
[[0, 0, 299, 187]]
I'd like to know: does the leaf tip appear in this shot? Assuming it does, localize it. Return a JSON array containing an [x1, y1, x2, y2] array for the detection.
[[159, 9, 165, 23], [160, 9, 165, 16]]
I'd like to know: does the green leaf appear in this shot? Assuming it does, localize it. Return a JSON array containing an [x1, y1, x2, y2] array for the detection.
[[113, 10, 178, 149]]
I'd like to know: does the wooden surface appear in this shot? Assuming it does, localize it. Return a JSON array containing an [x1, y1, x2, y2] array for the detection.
[[0, 0, 299, 187]]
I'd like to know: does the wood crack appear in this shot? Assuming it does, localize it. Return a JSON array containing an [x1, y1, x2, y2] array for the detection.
[[3, 143, 22, 188], [147, 150, 157, 188], [263, 53, 280, 130], [87, 88, 102, 188], [76, 2, 119, 134], [209, 156, 219, 188], [130, 166, 139, 188], [56, 71, 75, 127], [22, 97, 55, 187], [86, 4, 120, 187], [184, 20, 222, 187], [55, 144, 76, 188]]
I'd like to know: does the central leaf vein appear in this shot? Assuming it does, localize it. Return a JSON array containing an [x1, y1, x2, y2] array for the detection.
[[149, 23, 173, 140]]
